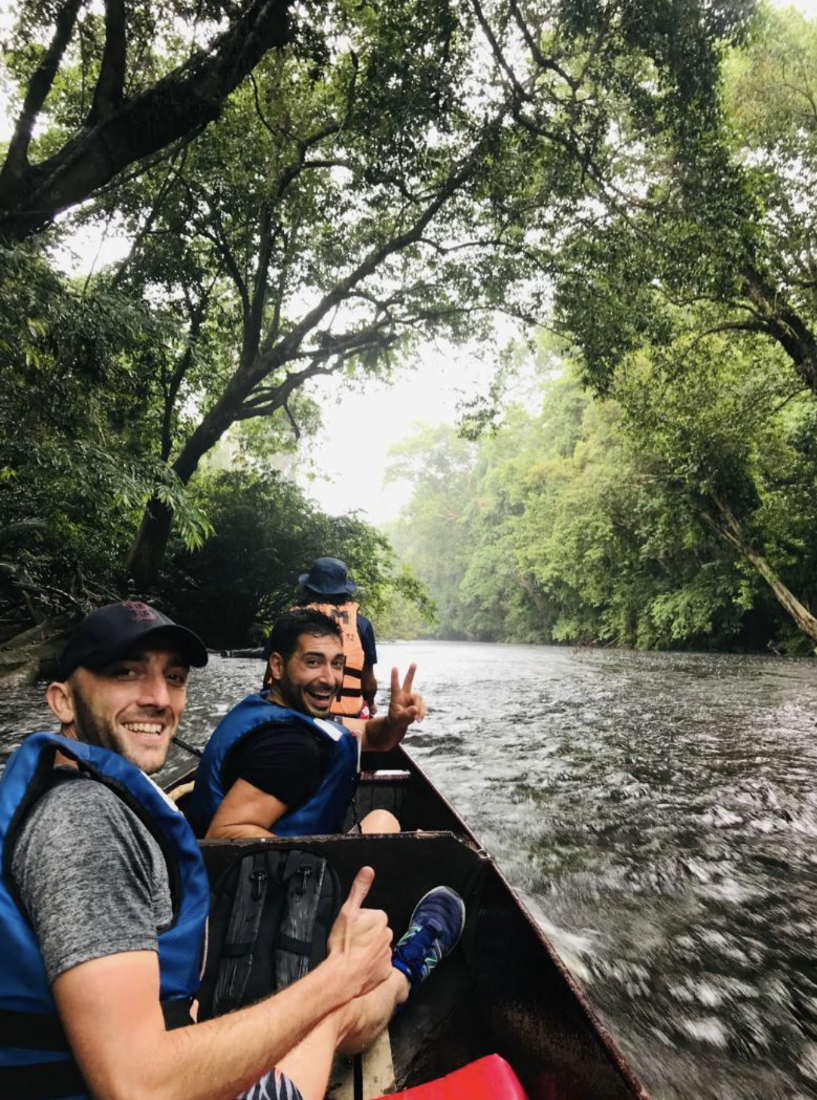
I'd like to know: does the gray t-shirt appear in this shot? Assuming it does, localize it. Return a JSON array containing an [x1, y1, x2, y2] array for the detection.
[[11, 770, 173, 984]]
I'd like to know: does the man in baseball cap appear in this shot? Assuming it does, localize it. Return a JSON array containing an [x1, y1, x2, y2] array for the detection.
[[57, 599, 208, 680], [46, 600, 208, 774], [0, 599, 441, 1100]]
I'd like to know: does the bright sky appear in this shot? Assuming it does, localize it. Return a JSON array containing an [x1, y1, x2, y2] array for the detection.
[[299, 340, 506, 524]]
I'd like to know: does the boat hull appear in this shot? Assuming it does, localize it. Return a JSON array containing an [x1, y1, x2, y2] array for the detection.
[[169, 745, 650, 1099], [199, 830, 649, 1100]]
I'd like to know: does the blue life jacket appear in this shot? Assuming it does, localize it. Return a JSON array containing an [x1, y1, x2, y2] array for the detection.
[[191, 693, 360, 837], [0, 732, 210, 1100]]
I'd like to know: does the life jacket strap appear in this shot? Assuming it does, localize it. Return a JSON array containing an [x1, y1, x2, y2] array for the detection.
[[0, 998, 192, 1047], [0, 998, 193, 1100], [161, 997, 195, 1030], [0, 1058, 86, 1100], [0, 1009, 69, 1051]]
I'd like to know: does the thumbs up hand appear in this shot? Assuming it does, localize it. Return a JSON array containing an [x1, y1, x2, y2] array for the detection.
[[327, 867, 394, 999]]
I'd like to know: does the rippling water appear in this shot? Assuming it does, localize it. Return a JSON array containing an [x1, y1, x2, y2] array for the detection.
[[3, 641, 817, 1100]]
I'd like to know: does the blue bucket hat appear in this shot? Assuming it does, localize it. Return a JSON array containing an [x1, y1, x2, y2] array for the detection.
[[298, 557, 357, 596]]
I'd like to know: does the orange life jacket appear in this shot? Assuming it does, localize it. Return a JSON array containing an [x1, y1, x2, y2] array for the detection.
[[306, 600, 367, 717]]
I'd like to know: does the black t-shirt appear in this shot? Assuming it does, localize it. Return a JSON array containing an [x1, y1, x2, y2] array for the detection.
[[222, 723, 333, 812]]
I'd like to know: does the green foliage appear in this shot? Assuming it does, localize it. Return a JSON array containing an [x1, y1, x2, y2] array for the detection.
[[0, 246, 211, 620], [385, 423, 479, 638], [373, 584, 436, 642], [555, 5, 817, 399], [160, 469, 432, 647], [532, 3, 817, 649], [387, 335, 817, 651], [2, 0, 815, 658]]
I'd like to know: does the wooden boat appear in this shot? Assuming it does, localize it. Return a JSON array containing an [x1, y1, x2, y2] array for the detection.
[[167, 747, 651, 1100]]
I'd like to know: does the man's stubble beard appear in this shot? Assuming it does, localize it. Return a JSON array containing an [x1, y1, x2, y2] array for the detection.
[[277, 668, 336, 719], [276, 670, 306, 715], [70, 686, 169, 774]]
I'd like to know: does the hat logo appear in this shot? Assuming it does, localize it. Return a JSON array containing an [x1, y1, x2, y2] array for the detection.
[[122, 600, 159, 622]]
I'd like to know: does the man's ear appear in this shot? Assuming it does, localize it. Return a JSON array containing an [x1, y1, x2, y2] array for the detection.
[[268, 653, 284, 683], [46, 681, 76, 731]]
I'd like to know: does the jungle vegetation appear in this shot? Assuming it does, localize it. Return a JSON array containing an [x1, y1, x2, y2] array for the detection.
[[388, 5, 817, 652], [1, 0, 815, 658], [387, 338, 817, 651]]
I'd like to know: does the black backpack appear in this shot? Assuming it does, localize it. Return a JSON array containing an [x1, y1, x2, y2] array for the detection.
[[197, 845, 341, 1021]]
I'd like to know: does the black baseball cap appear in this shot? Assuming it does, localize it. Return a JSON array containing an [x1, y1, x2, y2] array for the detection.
[[57, 601, 208, 680]]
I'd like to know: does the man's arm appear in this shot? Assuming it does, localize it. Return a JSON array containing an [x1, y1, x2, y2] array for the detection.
[[205, 778, 289, 839], [205, 726, 322, 839], [54, 867, 393, 1100], [361, 662, 378, 712], [14, 782, 394, 1100], [357, 616, 378, 712], [361, 665, 425, 753]]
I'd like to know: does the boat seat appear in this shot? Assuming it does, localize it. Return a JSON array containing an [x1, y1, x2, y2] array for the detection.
[[374, 1055, 529, 1100], [343, 769, 412, 831], [327, 1027, 396, 1100]]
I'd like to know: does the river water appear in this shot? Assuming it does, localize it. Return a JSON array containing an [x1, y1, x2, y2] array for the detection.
[[2, 640, 817, 1100]]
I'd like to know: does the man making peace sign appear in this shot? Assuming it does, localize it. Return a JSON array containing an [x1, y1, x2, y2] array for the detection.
[[192, 608, 425, 840], [0, 602, 463, 1100]]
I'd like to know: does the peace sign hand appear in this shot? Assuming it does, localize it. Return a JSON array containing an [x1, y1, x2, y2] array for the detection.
[[388, 663, 426, 732], [362, 664, 425, 752]]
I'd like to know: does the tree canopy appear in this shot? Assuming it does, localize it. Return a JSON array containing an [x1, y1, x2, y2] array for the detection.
[[0, 0, 291, 241], [554, 5, 817, 402], [2, 0, 755, 581], [3, 0, 817, 658], [387, 337, 817, 651]]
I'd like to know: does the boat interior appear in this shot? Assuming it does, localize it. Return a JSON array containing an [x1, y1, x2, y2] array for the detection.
[[170, 751, 649, 1100]]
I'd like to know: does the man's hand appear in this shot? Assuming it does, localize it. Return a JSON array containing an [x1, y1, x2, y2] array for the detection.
[[327, 867, 393, 1000], [387, 664, 425, 732], [360, 664, 425, 753]]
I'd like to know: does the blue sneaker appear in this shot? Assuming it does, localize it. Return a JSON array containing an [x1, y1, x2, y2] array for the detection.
[[392, 886, 466, 996]]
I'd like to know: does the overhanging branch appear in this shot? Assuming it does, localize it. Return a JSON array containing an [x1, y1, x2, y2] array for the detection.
[[0, 0, 85, 184], [89, 0, 127, 121], [0, 0, 292, 243]]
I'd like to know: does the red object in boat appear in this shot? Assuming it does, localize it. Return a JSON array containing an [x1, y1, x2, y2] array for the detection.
[[380, 1055, 529, 1100]]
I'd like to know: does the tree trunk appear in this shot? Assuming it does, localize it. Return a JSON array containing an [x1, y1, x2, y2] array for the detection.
[[742, 546, 817, 643], [700, 495, 817, 644], [124, 496, 175, 591], [124, 135, 489, 587], [743, 267, 817, 398], [0, 613, 76, 693]]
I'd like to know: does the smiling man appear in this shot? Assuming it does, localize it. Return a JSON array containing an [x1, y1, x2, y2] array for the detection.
[[192, 608, 425, 839], [0, 600, 465, 1100], [45, 601, 201, 771], [294, 557, 379, 717]]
